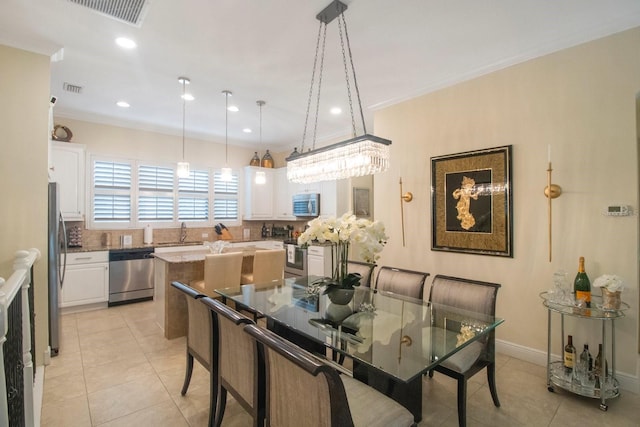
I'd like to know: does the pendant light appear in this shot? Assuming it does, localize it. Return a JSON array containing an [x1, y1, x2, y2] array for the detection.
[[177, 76, 191, 178], [220, 90, 233, 182], [286, 0, 391, 184], [255, 100, 267, 184]]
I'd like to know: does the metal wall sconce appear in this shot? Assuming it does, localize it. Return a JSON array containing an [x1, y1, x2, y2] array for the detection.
[[544, 149, 562, 262], [399, 177, 413, 247]]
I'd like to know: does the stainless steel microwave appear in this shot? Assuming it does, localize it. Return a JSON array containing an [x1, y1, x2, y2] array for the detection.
[[293, 193, 320, 217]]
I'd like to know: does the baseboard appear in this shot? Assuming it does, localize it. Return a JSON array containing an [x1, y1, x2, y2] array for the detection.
[[34, 364, 44, 427], [496, 339, 639, 394]]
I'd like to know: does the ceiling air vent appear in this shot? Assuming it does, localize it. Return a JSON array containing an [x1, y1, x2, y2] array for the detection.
[[67, 0, 151, 26], [63, 82, 83, 94]]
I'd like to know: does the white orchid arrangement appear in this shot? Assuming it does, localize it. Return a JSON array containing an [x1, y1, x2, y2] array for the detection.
[[297, 212, 388, 263], [298, 213, 388, 290], [592, 274, 625, 292]]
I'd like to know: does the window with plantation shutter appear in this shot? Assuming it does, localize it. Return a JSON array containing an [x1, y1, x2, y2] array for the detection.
[[92, 160, 132, 222], [213, 171, 238, 221], [138, 165, 174, 221], [178, 169, 209, 221]]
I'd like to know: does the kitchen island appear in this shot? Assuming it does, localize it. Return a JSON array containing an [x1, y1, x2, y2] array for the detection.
[[153, 246, 258, 339]]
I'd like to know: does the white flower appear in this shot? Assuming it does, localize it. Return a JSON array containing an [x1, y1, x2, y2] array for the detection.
[[296, 211, 388, 264], [592, 274, 625, 292]]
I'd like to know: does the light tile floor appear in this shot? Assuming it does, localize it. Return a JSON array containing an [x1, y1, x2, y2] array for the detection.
[[41, 300, 640, 426]]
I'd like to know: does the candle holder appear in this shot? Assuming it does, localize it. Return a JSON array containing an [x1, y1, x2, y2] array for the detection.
[[545, 162, 562, 262]]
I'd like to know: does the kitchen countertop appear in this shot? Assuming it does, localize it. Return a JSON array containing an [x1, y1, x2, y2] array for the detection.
[[66, 238, 285, 253], [153, 246, 259, 264]]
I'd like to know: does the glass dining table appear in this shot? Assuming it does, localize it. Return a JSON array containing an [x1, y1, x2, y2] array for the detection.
[[215, 276, 504, 422]]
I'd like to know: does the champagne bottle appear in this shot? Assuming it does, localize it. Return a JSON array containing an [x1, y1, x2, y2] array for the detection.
[[564, 335, 576, 374], [574, 256, 591, 308]]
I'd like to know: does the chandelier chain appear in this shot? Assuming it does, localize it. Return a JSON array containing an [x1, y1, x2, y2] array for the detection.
[[340, 12, 366, 135], [301, 21, 324, 153], [338, 12, 356, 137], [311, 23, 328, 151]]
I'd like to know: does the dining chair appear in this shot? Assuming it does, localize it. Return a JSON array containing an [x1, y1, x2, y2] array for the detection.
[[170, 281, 217, 427], [374, 266, 430, 300], [240, 248, 285, 285], [190, 252, 243, 297], [427, 274, 501, 427], [199, 296, 265, 427], [244, 323, 416, 427], [347, 260, 376, 288]]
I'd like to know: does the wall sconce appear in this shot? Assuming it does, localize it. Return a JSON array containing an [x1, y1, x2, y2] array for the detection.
[[399, 177, 413, 247], [544, 146, 562, 262]]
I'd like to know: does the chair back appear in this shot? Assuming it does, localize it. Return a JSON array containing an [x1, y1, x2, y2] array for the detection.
[[199, 297, 262, 417], [251, 249, 285, 283], [429, 274, 500, 348], [171, 281, 211, 368], [347, 261, 376, 288], [375, 266, 429, 300], [244, 324, 354, 427], [199, 252, 243, 296]]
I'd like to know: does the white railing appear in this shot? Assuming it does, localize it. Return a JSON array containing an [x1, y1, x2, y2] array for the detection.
[[0, 248, 40, 427]]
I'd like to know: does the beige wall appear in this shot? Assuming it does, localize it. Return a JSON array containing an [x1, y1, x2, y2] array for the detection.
[[0, 45, 50, 365], [373, 28, 640, 381], [54, 117, 256, 171]]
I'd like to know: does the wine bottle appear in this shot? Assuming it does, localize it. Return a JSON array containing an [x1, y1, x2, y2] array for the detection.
[[564, 335, 576, 374], [594, 344, 608, 378], [577, 344, 592, 383], [574, 256, 591, 308]]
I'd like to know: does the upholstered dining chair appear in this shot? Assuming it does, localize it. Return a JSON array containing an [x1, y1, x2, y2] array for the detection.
[[190, 252, 243, 298], [170, 281, 217, 427], [347, 260, 376, 288], [374, 266, 430, 300], [244, 323, 416, 427], [427, 274, 501, 427], [199, 297, 264, 427], [240, 249, 285, 285]]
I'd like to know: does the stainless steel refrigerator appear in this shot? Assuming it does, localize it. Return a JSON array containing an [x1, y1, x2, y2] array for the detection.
[[48, 182, 67, 357]]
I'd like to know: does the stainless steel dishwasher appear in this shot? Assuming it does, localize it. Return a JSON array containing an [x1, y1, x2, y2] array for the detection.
[[108, 247, 154, 305]]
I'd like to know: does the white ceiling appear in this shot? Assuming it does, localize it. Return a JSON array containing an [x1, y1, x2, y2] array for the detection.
[[2, 0, 640, 153]]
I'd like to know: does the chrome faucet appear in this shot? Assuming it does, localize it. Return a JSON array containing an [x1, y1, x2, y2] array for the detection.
[[180, 222, 187, 243]]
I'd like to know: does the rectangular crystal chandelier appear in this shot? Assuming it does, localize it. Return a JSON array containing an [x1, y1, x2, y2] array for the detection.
[[286, 134, 390, 183], [288, 1, 392, 184]]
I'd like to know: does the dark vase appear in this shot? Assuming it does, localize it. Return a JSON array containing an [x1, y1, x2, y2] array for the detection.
[[326, 287, 355, 305]]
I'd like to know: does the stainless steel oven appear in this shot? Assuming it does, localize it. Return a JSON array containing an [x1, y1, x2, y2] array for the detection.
[[284, 243, 307, 278]]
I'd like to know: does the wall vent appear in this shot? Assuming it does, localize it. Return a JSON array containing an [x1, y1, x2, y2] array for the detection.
[[63, 83, 83, 94], [67, 0, 150, 26]]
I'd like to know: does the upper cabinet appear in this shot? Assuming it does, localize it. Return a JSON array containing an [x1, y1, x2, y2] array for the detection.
[[50, 141, 85, 221], [274, 168, 297, 220], [244, 166, 274, 220], [319, 180, 349, 218]]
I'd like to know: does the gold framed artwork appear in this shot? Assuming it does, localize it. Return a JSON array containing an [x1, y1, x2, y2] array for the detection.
[[431, 145, 513, 257], [353, 187, 371, 218]]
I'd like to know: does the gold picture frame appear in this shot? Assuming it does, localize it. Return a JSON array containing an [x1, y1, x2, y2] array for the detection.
[[431, 145, 513, 257]]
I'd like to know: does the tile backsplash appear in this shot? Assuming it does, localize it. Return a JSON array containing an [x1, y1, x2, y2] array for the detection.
[[66, 220, 308, 249]]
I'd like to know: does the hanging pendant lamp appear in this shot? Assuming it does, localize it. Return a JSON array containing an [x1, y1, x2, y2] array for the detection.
[[255, 100, 267, 184], [286, 0, 391, 184], [177, 76, 191, 178], [220, 90, 233, 182]]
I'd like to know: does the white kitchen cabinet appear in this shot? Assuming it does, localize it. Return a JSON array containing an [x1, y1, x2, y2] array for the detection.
[[50, 141, 86, 220], [319, 179, 349, 218], [60, 251, 109, 307], [244, 166, 274, 220], [307, 245, 333, 277], [274, 168, 297, 220]]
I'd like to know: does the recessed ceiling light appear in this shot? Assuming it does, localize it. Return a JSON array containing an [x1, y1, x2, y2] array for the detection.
[[228, 106, 239, 112], [243, 128, 252, 133], [115, 37, 137, 49], [330, 107, 342, 115], [181, 93, 195, 101], [116, 101, 130, 108]]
